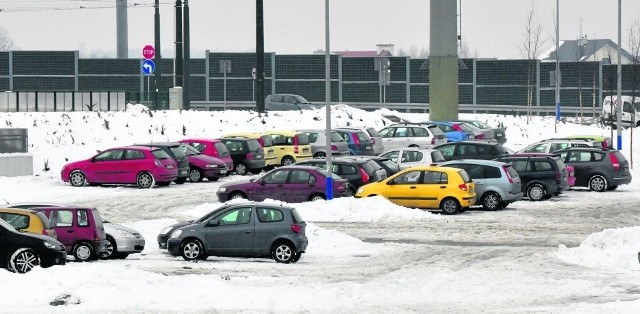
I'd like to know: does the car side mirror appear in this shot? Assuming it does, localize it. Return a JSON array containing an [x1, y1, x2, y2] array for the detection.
[[387, 180, 395, 185], [207, 219, 220, 226], [249, 178, 255, 182]]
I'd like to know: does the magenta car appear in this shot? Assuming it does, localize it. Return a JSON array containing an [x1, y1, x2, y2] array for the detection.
[[216, 165, 352, 203], [180, 138, 234, 173], [31, 207, 107, 262], [61, 146, 178, 188], [179, 144, 228, 182]]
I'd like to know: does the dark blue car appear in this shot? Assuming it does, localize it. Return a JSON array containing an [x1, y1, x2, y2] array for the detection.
[[421, 121, 474, 142], [334, 128, 375, 155]]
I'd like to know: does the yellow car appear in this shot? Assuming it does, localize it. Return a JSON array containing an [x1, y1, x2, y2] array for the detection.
[[355, 166, 476, 214], [222, 132, 279, 170], [0, 208, 58, 239], [263, 130, 313, 165]]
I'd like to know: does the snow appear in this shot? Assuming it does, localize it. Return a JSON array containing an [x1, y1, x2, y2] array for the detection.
[[1, 104, 640, 312]]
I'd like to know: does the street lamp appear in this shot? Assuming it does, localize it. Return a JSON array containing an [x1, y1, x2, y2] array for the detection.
[[324, 0, 333, 200]]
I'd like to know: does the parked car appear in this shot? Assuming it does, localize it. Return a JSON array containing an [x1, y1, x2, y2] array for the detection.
[[517, 139, 596, 154], [440, 160, 523, 210], [217, 165, 351, 203], [379, 148, 445, 169], [220, 132, 279, 171], [61, 146, 178, 188], [333, 127, 375, 156], [135, 142, 190, 184], [509, 153, 576, 188], [0, 219, 66, 273], [178, 144, 228, 182], [548, 135, 613, 149], [450, 121, 496, 142], [421, 121, 474, 142], [555, 147, 632, 192], [263, 130, 313, 165], [434, 141, 510, 161], [159, 202, 308, 263], [218, 137, 266, 175], [296, 129, 350, 157], [29, 206, 107, 262], [337, 126, 385, 155], [265, 94, 317, 111], [355, 156, 401, 177], [377, 123, 447, 150], [179, 138, 234, 173], [296, 156, 387, 194], [458, 119, 507, 144], [494, 155, 569, 201], [0, 208, 57, 240], [355, 165, 476, 215]]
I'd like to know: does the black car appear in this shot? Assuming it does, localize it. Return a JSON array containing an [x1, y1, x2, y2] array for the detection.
[[0, 219, 67, 273], [434, 141, 510, 161], [265, 94, 317, 111], [135, 142, 190, 184], [296, 156, 387, 194], [351, 155, 401, 177], [555, 147, 632, 191], [218, 137, 266, 175], [495, 155, 569, 201]]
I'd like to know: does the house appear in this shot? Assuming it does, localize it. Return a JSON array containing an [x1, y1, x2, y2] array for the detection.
[[540, 38, 635, 64]]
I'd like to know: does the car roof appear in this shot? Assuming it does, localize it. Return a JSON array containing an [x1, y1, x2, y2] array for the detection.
[[441, 159, 511, 167], [300, 157, 363, 164], [398, 165, 468, 173], [435, 141, 500, 147], [5, 202, 73, 208], [421, 121, 453, 126], [279, 165, 328, 171], [223, 200, 295, 210], [135, 142, 182, 147], [511, 153, 560, 157], [218, 137, 252, 142], [221, 132, 264, 139], [555, 147, 614, 152], [263, 130, 303, 136], [181, 138, 222, 143], [386, 148, 440, 153], [0, 207, 40, 215]]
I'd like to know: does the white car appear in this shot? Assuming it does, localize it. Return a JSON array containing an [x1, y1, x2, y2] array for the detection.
[[377, 123, 447, 150], [379, 148, 446, 170], [517, 139, 597, 154]]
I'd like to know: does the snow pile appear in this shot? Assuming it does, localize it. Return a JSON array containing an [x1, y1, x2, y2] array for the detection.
[[556, 226, 640, 270]]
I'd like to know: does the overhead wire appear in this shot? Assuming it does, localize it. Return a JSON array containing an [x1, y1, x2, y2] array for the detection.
[[0, 0, 172, 13]]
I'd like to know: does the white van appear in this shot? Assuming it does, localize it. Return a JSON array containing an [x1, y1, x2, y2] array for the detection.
[[601, 95, 640, 127]]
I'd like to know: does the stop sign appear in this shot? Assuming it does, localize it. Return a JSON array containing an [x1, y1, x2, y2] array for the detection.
[[142, 45, 155, 59]]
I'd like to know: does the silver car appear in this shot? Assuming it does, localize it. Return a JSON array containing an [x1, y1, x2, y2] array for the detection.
[[378, 123, 447, 150], [379, 148, 445, 170], [440, 160, 523, 210], [297, 129, 350, 157], [454, 122, 496, 142], [337, 126, 385, 155]]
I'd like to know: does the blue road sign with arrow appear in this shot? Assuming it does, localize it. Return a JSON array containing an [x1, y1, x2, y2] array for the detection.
[[142, 59, 155, 75]]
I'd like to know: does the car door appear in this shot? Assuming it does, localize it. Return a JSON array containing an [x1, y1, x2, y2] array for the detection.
[[253, 169, 290, 201], [119, 149, 147, 183], [89, 149, 126, 183], [411, 127, 432, 147], [564, 150, 592, 186], [385, 170, 423, 207], [205, 206, 255, 256], [436, 143, 457, 161], [463, 163, 487, 197], [253, 206, 287, 255], [286, 169, 318, 202], [419, 170, 449, 208], [509, 160, 532, 192], [455, 143, 479, 160], [378, 127, 399, 150], [47, 208, 76, 252]]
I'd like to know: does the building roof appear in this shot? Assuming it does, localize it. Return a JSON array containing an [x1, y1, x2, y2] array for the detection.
[[333, 50, 393, 57], [540, 39, 635, 63]]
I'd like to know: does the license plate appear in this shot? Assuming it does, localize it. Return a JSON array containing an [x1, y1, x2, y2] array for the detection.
[[366, 145, 372, 149], [220, 170, 227, 174], [166, 165, 174, 169], [255, 155, 262, 159], [181, 170, 188, 175]]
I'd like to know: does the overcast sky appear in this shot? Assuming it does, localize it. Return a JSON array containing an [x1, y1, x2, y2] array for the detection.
[[0, 0, 639, 59]]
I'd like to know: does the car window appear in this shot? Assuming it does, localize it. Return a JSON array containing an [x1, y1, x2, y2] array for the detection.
[[593, 152, 605, 161], [366, 128, 380, 137], [412, 127, 429, 137], [355, 132, 370, 142], [423, 171, 447, 184], [341, 165, 358, 175], [289, 170, 313, 184], [431, 151, 445, 162], [53, 210, 73, 227], [484, 166, 501, 179], [465, 164, 484, 179], [256, 207, 284, 223], [264, 170, 289, 184], [360, 161, 379, 174], [510, 160, 530, 172], [393, 170, 421, 184], [180, 144, 200, 156], [152, 148, 171, 160], [307, 132, 319, 143], [437, 144, 455, 158], [393, 127, 411, 138], [224, 140, 245, 153], [260, 135, 273, 147], [568, 151, 591, 163], [270, 135, 287, 145], [458, 144, 478, 157], [524, 143, 548, 153], [170, 146, 187, 159], [377, 127, 395, 138], [490, 145, 509, 155], [0, 213, 29, 230], [330, 132, 345, 142], [218, 207, 252, 226], [190, 142, 207, 152], [549, 143, 570, 152], [214, 142, 230, 157], [94, 149, 125, 161], [441, 125, 454, 132], [534, 161, 553, 171], [124, 149, 146, 160], [381, 151, 400, 162], [247, 139, 262, 150], [401, 151, 422, 162], [380, 160, 400, 172], [458, 170, 472, 183], [77, 209, 89, 227]]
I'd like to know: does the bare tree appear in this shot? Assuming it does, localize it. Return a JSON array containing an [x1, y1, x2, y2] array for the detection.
[[0, 27, 15, 51], [519, 2, 544, 124], [626, 18, 640, 168]]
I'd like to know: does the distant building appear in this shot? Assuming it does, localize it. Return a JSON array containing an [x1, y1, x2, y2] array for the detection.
[[316, 44, 395, 57], [540, 38, 635, 64]]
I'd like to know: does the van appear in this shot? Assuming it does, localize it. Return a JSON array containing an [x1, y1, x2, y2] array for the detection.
[[263, 130, 313, 165], [601, 95, 640, 128], [222, 132, 279, 171]]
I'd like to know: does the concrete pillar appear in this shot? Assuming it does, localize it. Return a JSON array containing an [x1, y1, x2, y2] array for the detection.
[[429, 0, 458, 121], [116, 0, 129, 59]]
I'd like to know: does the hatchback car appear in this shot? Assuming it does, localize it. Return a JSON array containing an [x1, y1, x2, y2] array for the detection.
[[296, 129, 350, 157], [440, 160, 523, 210], [0, 208, 57, 240], [555, 147, 632, 192], [178, 144, 228, 182], [509, 153, 576, 188], [61, 146, 178, 188], [450, 121, 496, 142], [518, 139, 595, 154], [0, 219, 66, 273], [494, 155, 569, 201], [160, 202, 308, 263], [377, 123, 447, 150], [265, 94, 317, 111], [218, 137, 266, 175], [217, 165, 351, 203], [355, 166, 476, 215], [263, 130, 313, 165], [337, 126, 385, 155], [379, 148, 445, 169], [333, 127, 376, 156], [135, 142, 190, 184], [222, 132, 279, 171], [550, 135, 613, 149], [355, 156, 401, 177], [179, 138, 235, 173], [434, 141, 510, 161], [296, 157, 387, 194], [459, 119, 507, 144], [421, 121, 474, 142]]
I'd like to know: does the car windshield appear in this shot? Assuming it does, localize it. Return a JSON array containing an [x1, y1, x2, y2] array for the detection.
[[151, 149, 171, 160], [294, 95, 311, 104], [0, 218, 15, 231], [356, 131, 370, 141], [295, 133, 310, 145], [182, 144, 201, 156], [492, 144, 509, 155], [472, 120, 492, 129], [330, 132, 345, 142], [170, 146, 187, 159], [195, 205, 231, 223], [214, 142, 230, 157], [381, 159, 400, 171], [247, 139, 262, 151], [260, 135, 273, 147]]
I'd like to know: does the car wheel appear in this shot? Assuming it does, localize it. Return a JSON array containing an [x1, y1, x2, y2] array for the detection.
[[180, 239, 203, 261], [481, 192, 502, 211], [607, 185, 619, 191], [74, 242, 95, 262], [100, 237, 117, 260], [527, 183, 546, 201], [235, 163, 248, 175], [69, 170, 87, 187], [229, 191, 247, 200], [589, 175, 608, 192], [189, 168, 203, 182], [291, 252, 302, 263], [281, 156, 295, 166], [309, 193, 326, 202], [9, 248, 39, 273], [249, 168, 263, 175], [313, 152, 326, 158], [440, 197, 460, 215], [137, 172, 155, 189], [174, 177, 187, 184], [272, 241, 295, 263]]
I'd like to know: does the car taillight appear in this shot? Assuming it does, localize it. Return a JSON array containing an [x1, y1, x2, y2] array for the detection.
[[502, 166, 513, 183], [248, 153, 255, 160], [610, 153, 621, 170], [331, 145, 338, 151], [370, 138, 376, 144], [291, 224, 302, 234], [42, 230, 48, 236], [458, 184, 468, 191], [337, 182, 345, 192], [360, 167, 369, 183], [452, 124, 462, 131], [475, 134, 485, 139], [353, 133, 360, 145], [431, 137, 436, 145], [294, 146, 299, 154]]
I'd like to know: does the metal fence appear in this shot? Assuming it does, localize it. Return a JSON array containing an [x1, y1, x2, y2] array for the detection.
[[0, 128, 28, 153]]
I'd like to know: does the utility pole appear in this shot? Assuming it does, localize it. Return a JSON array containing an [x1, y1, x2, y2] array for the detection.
[[174, 0, 183, 88], [183, 0, 191, 110], [256, 0, 265, 113], [616, 0, 623, 149], [116, 0, 129, 59], [555, 0, 560, 133], [324, 0, 333, 200], [154, 0, 162, 109]]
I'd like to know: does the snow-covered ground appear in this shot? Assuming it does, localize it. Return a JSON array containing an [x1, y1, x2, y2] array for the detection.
[[1, 105, 640, 313]]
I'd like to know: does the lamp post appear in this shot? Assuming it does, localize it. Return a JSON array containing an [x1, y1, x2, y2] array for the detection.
[[555, 0, 560, 133], [324, 0, 333, 200], [616, 0, 623, 149]]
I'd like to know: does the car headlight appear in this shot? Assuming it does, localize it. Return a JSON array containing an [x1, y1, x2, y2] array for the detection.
[[159, 226, 173, 235], [170, 230, 182, 239], [118, 230, 135, 238], [44, 241, 58, 250], [356, 187, 364, 195], [205, 164, 218, 168], [218, 187, 226, 192]]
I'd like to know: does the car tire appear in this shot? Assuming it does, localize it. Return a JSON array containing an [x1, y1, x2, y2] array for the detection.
[[440, 197, 460, 215], [137, 172, 155, 189], [100, 237, 117, 260], [313, 152, 326, 158], [281, 156, 295, 166], [272, 241, 295, 263], [69, 170, 87, 187], [174, 177, 187, 185], [527, 183, 546, 201], [235, 163, 248, 175], [189, 168, 203, 182], [73, 242, 95, 262], [9, 248, 39, 273], [589, 175, 608, 192], [481, 192, 502, 211], [180, 239, 204, 261], [309, 193, 326, 202], [249, 168, 263, 175], [229, 191, 247, 200], [291, 252, 302, 263], [607, 185, 619, 191]]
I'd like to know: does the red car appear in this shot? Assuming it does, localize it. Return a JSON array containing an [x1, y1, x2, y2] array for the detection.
[[61, 146, 178, 188], [180, 138, 234, 172], [179, 144, 228, 182]]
